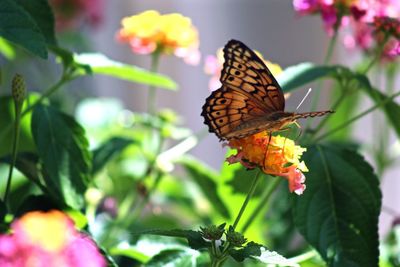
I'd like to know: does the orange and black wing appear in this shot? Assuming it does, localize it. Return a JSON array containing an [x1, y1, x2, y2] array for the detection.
[[220, 39, 285, 112], [201, 84, 268, 140], [201, 39, 285, 140]]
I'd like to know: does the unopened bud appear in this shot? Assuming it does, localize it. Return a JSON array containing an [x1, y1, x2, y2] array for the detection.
[[11, 74, 26, 103], [200, 223, 225, 241], [226, 226, 247, 247]]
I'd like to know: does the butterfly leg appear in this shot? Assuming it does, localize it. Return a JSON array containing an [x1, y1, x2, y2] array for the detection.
[[263, 131, 273, 168]]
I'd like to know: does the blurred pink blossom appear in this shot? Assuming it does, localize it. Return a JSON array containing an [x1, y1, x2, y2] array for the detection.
[[293, 0, 400, 60], [49, 0, 104, 31], [0, 210, 106, 267], [204, 55, 222, 91]]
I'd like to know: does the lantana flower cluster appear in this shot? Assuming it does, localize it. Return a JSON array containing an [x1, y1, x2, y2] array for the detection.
[[226, 132, 309, 195], [204, 49, 282, 91], [117, 10, 200, 65], [0, 210, 106, 267], [49, 0, 104, 31], [293, 0, 400, 60]]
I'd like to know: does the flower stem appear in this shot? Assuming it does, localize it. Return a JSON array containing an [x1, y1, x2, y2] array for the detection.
[[314, 90, 400, 142], [147, 51, 161, 115], [361, 35, 389, 75], [22, 71, 74, 116], [232, 170, 263, 230], [0, 71, 74, 145], [305, 28, 338, 131], [311, 81, 348, 138], [132, 171, 163, 220], [212, 170, 263, 267], [241, 177, 281, 233], [4, 102, 22, 205]]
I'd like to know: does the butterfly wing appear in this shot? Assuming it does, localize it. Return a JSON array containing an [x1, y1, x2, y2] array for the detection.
[[202, 84, 268, 140], [221, 39, 285, 112], [201, 39, 285, 140]]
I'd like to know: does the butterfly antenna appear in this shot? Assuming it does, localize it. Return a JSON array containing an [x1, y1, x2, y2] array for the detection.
[[296, 88, 312, 110]]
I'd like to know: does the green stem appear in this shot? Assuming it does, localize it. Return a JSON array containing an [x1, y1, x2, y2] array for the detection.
[[314, 90, 400, 142], [311, 81, 348, 139], [241, 177, 281, 233], [305, 28, 339, 130], [4, 103, 22, 205], [21, 72, 74, 117], [147, 51, 161, 115], [213, 170, 263, 267], [0, 72, 74, 145], [361, 35, 389, 75], [232, 170, 263, 230], [132, 171, 163, 220]]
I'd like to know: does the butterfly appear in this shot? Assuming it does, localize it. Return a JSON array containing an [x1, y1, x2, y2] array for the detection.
[[201, 39, 333, 141]]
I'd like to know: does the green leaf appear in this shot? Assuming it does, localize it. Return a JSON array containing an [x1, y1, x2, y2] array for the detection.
[[0, 37, 16, 59], [278, 63, 337, 92], [229, 241, 263, 262], [31, 104, 91, 209], [0, 96, 37, 158], [0, 152, 40, 182], [92, 137, 135, 175], [0, 0, 47, 58], [326, 84, 361, 141], [110, 246, 150, 263], [50, 46, 92, 74], [14, 0, 56, 45], [354, 74, 400, 138], [225, 165, 269, 196], [74, 53, 177, 90], [145, 249, 202, 267], [136, 229, 209, 250], [292, 145, 381, 267], [179, 156, 230, 219]]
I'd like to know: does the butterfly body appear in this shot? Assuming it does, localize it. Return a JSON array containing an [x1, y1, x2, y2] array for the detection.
[[201, 39, 334, 141]]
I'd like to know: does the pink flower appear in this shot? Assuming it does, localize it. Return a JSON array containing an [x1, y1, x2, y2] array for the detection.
[[383, 39, 400, 59], [343, 21, 374, 50], [0, 210, 106, 267], [282, 166, 307, 195], [294, 0, 400, 60], [321, 4, 339, 34], [49, 0, 104, 31], [293, 0, 320, 14]]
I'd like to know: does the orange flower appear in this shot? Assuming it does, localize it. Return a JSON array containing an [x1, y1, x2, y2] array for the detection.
[[117, 10, 200, 65], [226, 131, 308, 195]]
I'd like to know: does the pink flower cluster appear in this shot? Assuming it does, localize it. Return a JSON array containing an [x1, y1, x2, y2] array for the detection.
[[49, 0, 104, 31], [293, 0, 400, 60], [0, 210, 106, 267]]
